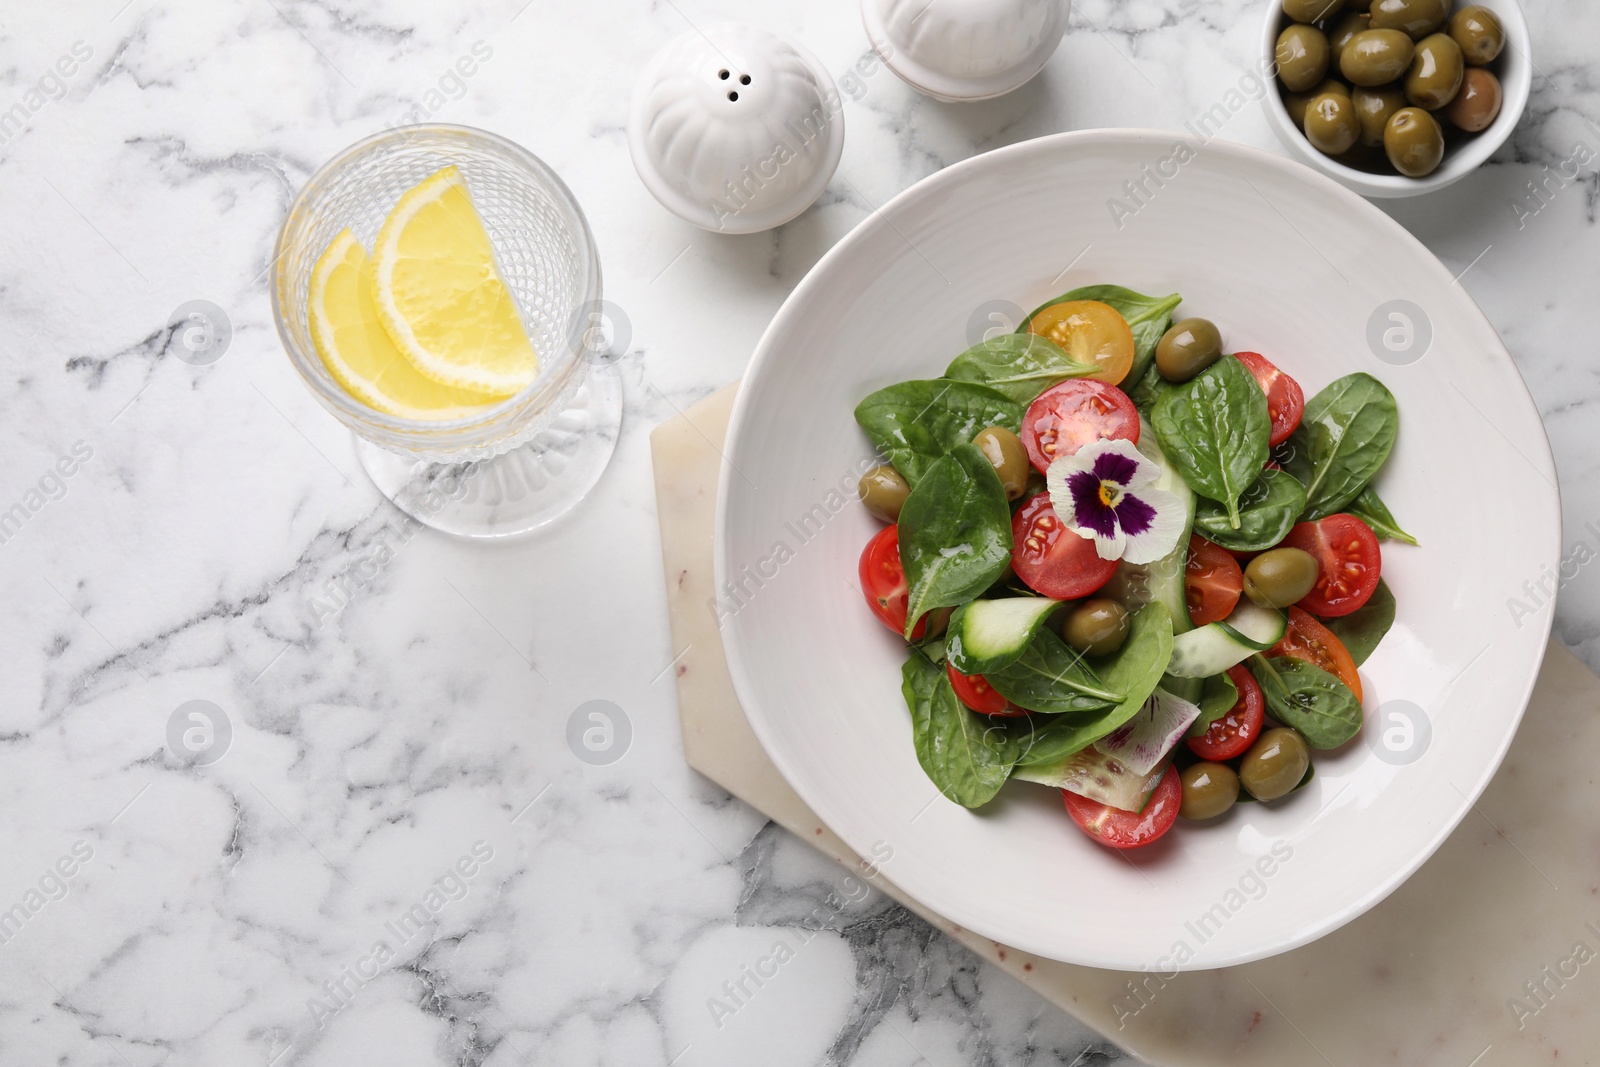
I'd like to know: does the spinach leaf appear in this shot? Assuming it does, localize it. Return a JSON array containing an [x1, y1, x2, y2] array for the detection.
[[1151, 356, 1271, 526], [903, 650, 1017, 807], [1348, 485, 1419, 546], [1015, 604, 1174, 767], [1021, 285, 1182, 387], [945, 334, 1097, 405], [1188, 670, 1240, 737], [1324, 579, 1395, 667], [987, 627, 1123, 714], [1278, 373, 1398, 520], [897, 444, 1014, 638], [1127, 362, 1172, 414], [1247, 654, 1363, 749], [854, 380, 1022, 485], [1193, 468, 1307, 552]]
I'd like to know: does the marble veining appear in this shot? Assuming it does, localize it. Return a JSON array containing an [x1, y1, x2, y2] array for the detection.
[[0, 0, 1596, 1064]]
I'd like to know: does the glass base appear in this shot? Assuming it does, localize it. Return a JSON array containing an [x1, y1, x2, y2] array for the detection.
[[356, 363, 623, 538]]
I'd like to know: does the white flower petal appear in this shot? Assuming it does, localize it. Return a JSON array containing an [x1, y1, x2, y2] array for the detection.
[[1045, 453, 1093, 525], [1093, 436, 1163, 489], [1118, 487, 1189, 565], [1092, 528, 1127, 561]]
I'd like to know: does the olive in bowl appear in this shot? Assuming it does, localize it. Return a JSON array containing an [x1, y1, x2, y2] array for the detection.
[[1385, 106, 1446, 177], [1263, 0, 1530, 195]]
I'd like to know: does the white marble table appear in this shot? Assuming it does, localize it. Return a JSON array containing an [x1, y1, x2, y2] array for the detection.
[[1, 1, 1596, 1064]]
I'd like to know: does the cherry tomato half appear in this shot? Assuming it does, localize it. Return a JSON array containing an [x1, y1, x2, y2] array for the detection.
[[1027, 300, 1137, 385], [1234, 351, 1305, 447], [1281, 514, 1382, 618], [1011, 493, 1118, 600], [1020, 380, 1140, 474], [1185, 534, 1243, 627], [1187, 664, 1265, 761], [948, 663, 1026, 717], [858, 525, 926, 640], [1063, 763, 1181, 849], [1270, 606, 1363, 703]]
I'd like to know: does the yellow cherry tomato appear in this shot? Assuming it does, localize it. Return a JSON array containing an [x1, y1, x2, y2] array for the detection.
[[1026, 300, 1136, 386]]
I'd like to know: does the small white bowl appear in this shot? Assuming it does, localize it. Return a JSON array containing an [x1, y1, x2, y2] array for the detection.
[[1260, 0, 1531, 198], [863, 0, 1071, 102], [629, 24, 845, 234]]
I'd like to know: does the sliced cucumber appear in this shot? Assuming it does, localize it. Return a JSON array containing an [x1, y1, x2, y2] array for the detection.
[[1217, 600, 1289, 649], [946, 597, 1062, 675], [1133, 419, 1204, 703], [1013, 745, 1167, 813], [1138, 418, 1196, 632], [1166, 601, 1287, 679]]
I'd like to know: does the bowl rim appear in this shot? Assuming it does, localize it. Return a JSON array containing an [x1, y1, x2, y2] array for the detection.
[[270, 123, 601, 450], [715, 127, 1560, 967], [1259, 0, 1533, 199]]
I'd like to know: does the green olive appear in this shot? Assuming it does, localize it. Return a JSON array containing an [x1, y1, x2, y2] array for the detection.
[[1368, 0, 1448, 38], [1339, 29, 1414, 86], [1444, 66, 1503, 132], [1327, 12, 1369, 67], [1276, 24, 1331, 93], [1384, 106, 1445, 176], [1282, 0, 1345, 22], [1025, 468, 1047, 498], [1347, 0, 1372, 9], [1304, 91, 1361, 155], [1405, 33, 1464, 110], [1450, 5, 1505, 66], [1062, 598, 1130, 657], [857, 465, 909, 523], [1155, 318, 1223, 382], [1180, 762, 1241, 820], [1285, 78, 1350, 127], [1239, 728, 1311, 801], [1243, 547, 1320, 608], [926, 605, 955, 638], [973, 425, 1029, 500], [1352, 84, 1407, 146]]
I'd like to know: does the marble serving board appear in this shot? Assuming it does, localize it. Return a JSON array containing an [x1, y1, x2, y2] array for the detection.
[[653, 382, 1600, 1067]]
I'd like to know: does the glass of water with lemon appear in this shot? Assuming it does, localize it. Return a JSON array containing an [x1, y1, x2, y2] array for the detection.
[[272, 125, 621, 537]]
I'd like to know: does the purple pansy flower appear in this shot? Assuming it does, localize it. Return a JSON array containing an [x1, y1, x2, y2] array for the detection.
[[1046, 438, 1186, 564]]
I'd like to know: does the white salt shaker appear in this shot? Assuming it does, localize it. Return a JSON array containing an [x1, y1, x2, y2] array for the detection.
[[862, 0, 1071, 102], [628, 24, 846, 234]]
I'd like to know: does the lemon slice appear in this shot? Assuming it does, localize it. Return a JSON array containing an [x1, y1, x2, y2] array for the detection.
[[309, 230, 506, 420], [371, 166, 539, 394]]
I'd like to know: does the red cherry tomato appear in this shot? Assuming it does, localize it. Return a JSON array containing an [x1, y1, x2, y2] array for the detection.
[[947, 663, 1025, 717], [1185, 534, 1243, 627], [1270, 606, 1364, 703], [1281, 514, 1382, 618], [1020, 380, 1140, 474], [1186, 664, 1265, 761], [858, 525, 926, 639], [1010, 493, 1118, 599], [1062, 764, 1181, 849], [1234, 351, 1305, 447]]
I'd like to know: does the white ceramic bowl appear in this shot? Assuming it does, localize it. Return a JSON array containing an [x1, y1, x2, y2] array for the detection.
[[716, 130, 1558, 968], [1261, 0, 1531, 199]]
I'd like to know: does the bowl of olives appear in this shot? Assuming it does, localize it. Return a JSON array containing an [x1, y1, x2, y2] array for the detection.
[[1261, 0, 1531, 197]]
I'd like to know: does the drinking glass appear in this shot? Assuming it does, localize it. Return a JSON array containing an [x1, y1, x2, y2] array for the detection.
[[271, 124, 620, 537]]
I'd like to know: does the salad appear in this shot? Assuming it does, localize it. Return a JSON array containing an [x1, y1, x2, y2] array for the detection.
[[852, 284, 1413, 850]]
